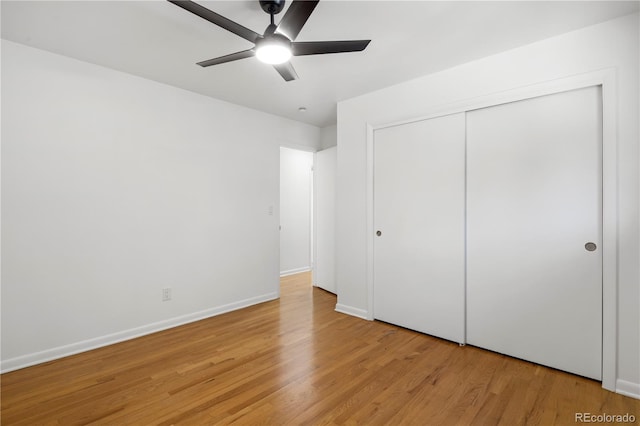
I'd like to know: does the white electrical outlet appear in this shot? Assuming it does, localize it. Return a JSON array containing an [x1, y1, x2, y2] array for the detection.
[[162, 288, 172, 302]]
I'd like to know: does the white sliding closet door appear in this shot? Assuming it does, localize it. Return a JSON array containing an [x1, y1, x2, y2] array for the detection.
[[466, 87, 602, 380], [373, 113, 465, 343]]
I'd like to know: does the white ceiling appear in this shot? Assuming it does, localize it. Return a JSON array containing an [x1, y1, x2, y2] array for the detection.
[[2, 1, 638, 127]]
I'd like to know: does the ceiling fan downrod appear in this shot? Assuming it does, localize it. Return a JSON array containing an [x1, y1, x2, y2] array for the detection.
[[261, 0, 284, 27]]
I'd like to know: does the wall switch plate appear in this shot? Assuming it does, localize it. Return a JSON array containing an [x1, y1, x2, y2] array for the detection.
[[162, 288, 171, 302]]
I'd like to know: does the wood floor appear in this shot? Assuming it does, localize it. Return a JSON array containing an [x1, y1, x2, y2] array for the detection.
[[2, 272, 638, 425]]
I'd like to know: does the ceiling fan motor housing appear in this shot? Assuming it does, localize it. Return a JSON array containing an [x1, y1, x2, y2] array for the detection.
[[260, 0, 286, 15]]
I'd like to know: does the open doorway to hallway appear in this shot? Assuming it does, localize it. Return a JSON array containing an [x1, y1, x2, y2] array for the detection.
[[279, 147, 314, 280]]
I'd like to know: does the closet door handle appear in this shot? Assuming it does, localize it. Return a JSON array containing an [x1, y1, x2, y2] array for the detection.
[[376, 230, 382, 237], [585, 242, 597, 252]]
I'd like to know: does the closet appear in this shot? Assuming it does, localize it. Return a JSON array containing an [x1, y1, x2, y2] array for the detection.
[[373, 86, 603, 380]]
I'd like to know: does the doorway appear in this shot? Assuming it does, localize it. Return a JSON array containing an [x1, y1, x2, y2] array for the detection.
[[279, 147, 314, 277]]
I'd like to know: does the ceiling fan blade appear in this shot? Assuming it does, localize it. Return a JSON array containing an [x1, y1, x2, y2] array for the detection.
[[275, 0, 319, 41], [292, 40, 371, 56], [168, 0, 261, 43], [197, 49, 255, 67], [273, 62, 299, 82]]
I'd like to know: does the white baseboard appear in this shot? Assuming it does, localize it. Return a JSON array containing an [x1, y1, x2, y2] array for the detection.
[[0, 292, 278, 373], [335, 303, 370, 320], [616, 379, 640, 399], [280, 267, 311, 277]]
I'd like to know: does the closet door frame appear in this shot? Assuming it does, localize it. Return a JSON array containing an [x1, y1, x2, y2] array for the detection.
[[364, 69, 618, 391]]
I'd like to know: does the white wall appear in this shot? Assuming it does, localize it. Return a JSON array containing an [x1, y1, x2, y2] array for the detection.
[[314, 146, 337, 293], [336, 13, 639, 396], [279, 147, 314, 276], [0, 40, 320, 371], [319, 125, 337, 149]]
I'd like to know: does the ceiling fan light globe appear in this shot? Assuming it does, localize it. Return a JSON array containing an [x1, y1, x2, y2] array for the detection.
[[256, 44, 292, 64], [255, 34, 292, 65]]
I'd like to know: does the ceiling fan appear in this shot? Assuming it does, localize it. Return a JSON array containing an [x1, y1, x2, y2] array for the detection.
[[168, 0, 371, 81]]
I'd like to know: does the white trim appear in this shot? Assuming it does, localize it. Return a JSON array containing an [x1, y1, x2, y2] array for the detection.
[[370, 68, 617, 131], [309, 156, 315, 281], [312, 151, 318, 287], [365, 123, 375, 321], [599, 69, 618, 392], [616, 379, 640, 400], [463, 113, 468, 345], [280, 267, 311, 277], [364, 69, 618, 392], [0, 292, 278, 373], [335, 303, 370, 320]]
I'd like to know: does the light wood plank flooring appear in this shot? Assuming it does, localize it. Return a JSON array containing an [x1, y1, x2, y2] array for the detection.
[[2, 272, 638, 425]]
